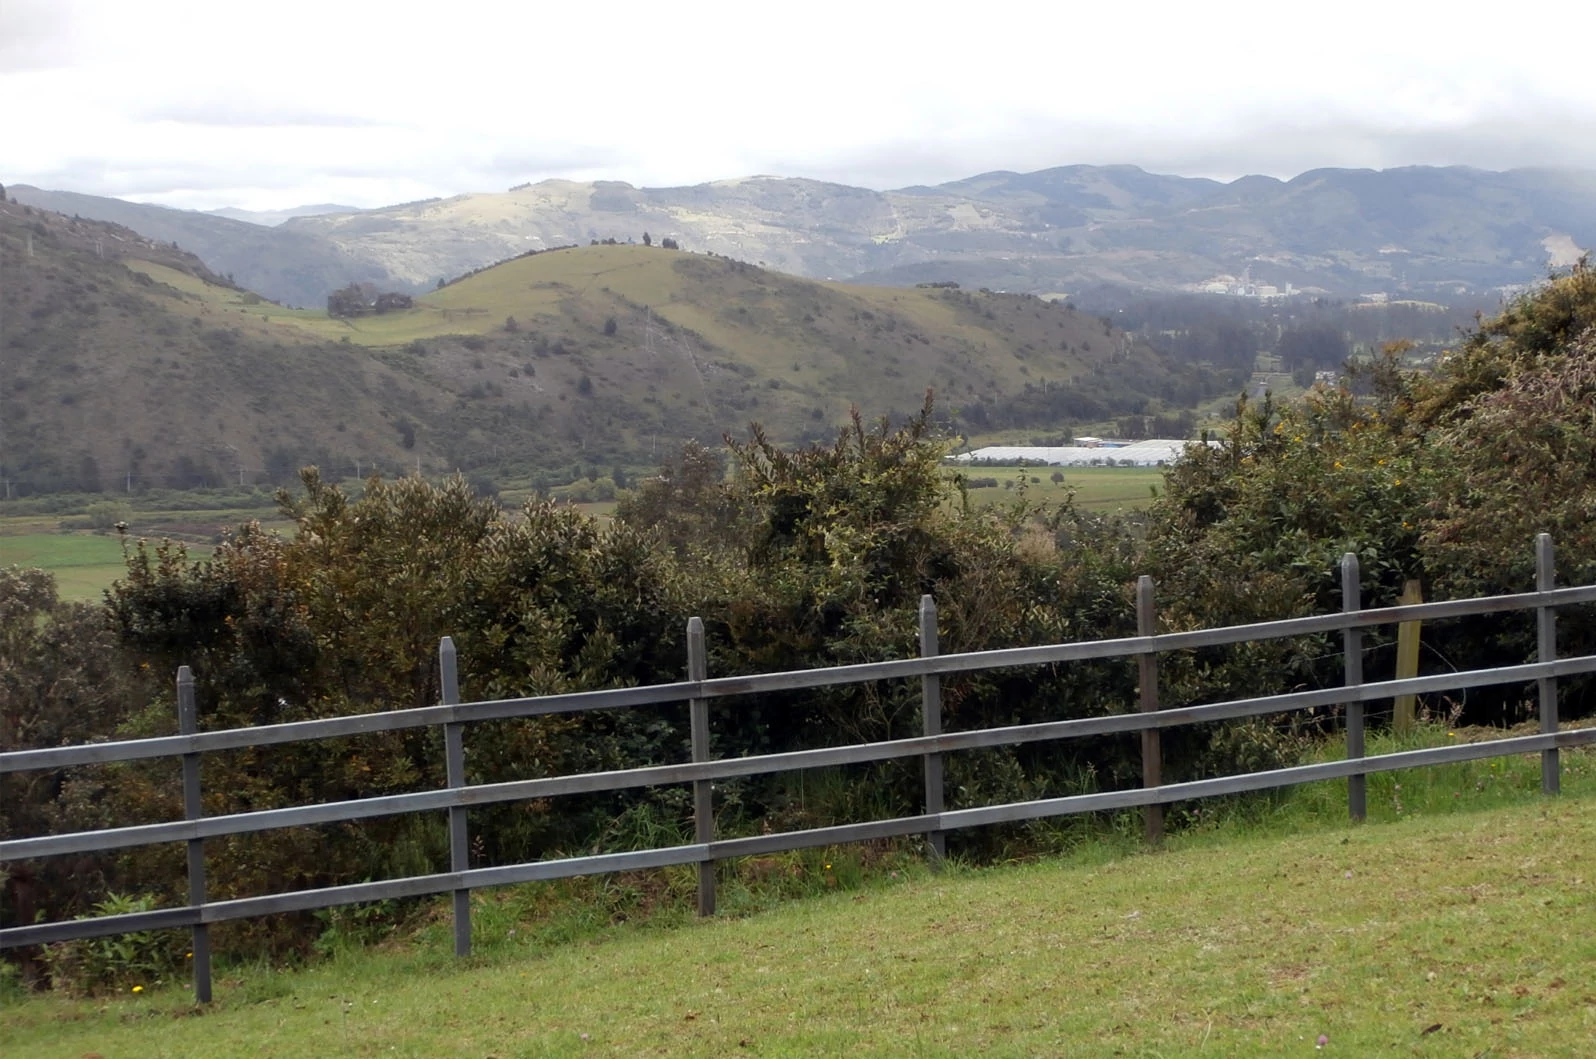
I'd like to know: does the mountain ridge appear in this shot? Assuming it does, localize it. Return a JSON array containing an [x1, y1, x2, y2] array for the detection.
[[10, 164, 1594, 309]]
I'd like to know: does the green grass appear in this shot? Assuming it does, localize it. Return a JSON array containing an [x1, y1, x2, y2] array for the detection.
[[1, 514, 242, 601], [0, 533, 133, 601], [956, 465, 1164, 512], [5, 728, 1594, 1056]]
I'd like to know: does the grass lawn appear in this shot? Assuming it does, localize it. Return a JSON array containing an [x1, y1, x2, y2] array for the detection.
[[1, 524, 236, 601], [0, 533, 133, 601], [6, 730, 1593, 1057]]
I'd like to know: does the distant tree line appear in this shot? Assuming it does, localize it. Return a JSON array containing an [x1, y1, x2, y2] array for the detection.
[[1077, 289, 1488, 374], [588, 233, 680, 250]]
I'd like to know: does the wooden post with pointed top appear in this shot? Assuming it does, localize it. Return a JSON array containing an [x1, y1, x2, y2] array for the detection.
[[1342, 553, 1366, 822], [687, 617, 716, 916], [1536, 534, 1559, 795], [177, 666, 212, 1003], [919, 595, 946, 866], [1136, 576, 1163, 846], [1393, 579, 1423, 734], [439, 637, 470, 956]]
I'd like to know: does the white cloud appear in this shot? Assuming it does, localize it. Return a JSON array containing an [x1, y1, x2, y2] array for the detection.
[[4, 0, 1595, 209]]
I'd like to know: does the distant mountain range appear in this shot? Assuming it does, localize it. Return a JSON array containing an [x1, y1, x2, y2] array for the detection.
[[10, 164, 1595, 307], [205, 203, 362, 227]]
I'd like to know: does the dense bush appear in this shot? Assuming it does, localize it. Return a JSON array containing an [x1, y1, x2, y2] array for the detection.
[[1145, 261, 1596, 721]]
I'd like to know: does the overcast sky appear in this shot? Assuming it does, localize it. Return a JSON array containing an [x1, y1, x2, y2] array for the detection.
[[4, 0, 1595, 211]]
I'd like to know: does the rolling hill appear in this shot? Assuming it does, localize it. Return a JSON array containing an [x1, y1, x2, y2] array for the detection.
[[3, 186, 402, 308], [0, 202, 1233, 495]]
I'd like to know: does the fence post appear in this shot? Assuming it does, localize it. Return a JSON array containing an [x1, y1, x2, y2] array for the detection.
[[439, 637, 470, 957], [1393, 579, 1424, 734], [177, 667, 212, 1004], [1536, 534, 1559, 795], [687, 617, 716, 916], [1341, 553, 1366, 822], [919, 595, 946, 866], [1136, 576, 1163, 846]]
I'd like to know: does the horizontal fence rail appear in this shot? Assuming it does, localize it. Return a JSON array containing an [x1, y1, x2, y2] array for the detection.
[[3, 535, 1593, 1003], [7, 655, 1596, 863], [7, 727, 1595, 951], [8, 584, 1595, 775]]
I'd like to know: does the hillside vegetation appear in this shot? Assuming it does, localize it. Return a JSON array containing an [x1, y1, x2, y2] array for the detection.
[[0, 202, 439, 493], [0, 201, 1233, 493], [5, 186, 397, 308]]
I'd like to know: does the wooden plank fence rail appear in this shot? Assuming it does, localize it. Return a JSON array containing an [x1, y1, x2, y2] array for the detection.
[[12, 583, 1596, 776], [4, 534, 1595, 1005]]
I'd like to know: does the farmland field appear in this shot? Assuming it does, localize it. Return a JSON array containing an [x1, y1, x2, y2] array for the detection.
[[954, 464, 1164, 511], [0, 533, 136, 600]]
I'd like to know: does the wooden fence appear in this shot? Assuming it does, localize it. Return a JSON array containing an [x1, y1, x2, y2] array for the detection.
[[4, 536, 1596, 1003]]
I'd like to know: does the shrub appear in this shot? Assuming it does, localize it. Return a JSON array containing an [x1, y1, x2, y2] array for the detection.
[[39, 893, 187, 996]]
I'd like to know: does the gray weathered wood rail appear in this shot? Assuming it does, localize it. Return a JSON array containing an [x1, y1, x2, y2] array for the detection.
[[4, 537, 1595, 1004]]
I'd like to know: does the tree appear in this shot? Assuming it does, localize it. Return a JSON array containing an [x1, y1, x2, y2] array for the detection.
[[603, 316, 618, 336], [642, 231, 652, 246], [2, 568, 150, 960], [1144, 262, 1596, 727], [1279, 322, 1349, 369]]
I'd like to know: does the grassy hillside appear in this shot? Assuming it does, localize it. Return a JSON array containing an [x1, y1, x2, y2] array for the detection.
[[6, 186, 402, 308], [1, 203, 1229, 495], [5, 757, 1590, 1057]]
